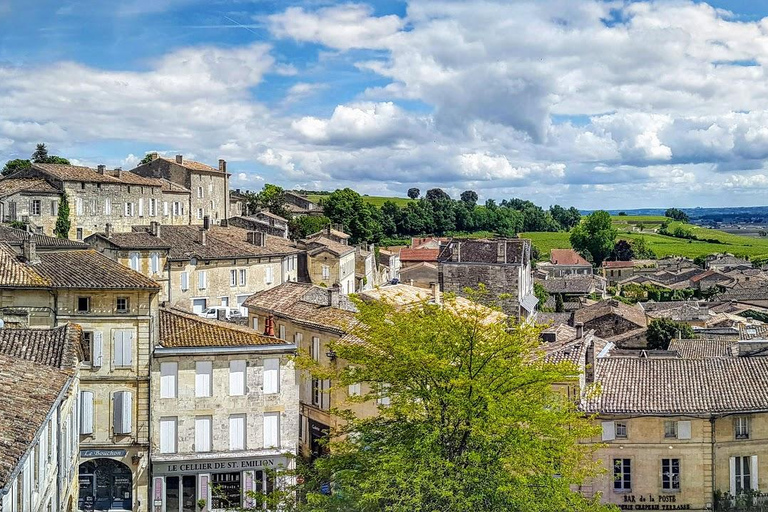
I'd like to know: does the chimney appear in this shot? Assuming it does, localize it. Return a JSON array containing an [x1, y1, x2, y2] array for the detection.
[[220, 219, 228, 227], [116, 168, 123, 179], [329, 286, 340, 308], [410, 279, 414, 287], [22, 238, 39, 264], [247, 231, 266, 247], [150, 221, 160, 238], [150, 152, 159, 161], [368, 243, 374, 253], [97, 164, 106, 174], [105, 223, 112, 238], [430, 282, 441, 305], [264, 315, 276, 337], [176, 154, 183, 164], [203, 215, 210, 230], [575, 322, 584, 339], [325, 224, 332, 236], [219, 159, 227, 173], [198, 228, 207, 246]]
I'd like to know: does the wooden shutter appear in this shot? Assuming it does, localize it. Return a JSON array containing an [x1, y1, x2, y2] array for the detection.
[[116, 330, 133, 367], [321, 379, 331, 410], [677, 421, 691, 440], [138, 198, 144, 217], [263, 359, 279, 394], [752, 455, 759, 491], [113, 391, 132, 434], [92, 331, 103, 367], [229, 415, 245, 451], [195, 417, 211, 452], [601, 421, 615, 441], [199, 271, 207, 290], [80, 391, 94, 435], [160, 362, 177, 398], [180, 272, 189, 291], [163, 201, 169, 216], [230, 360, 246, 396], [730, 457, 737, 496], [151, 252, 159, 273], [160, 418, 176, 453], [196, 361, 212, 397], [263, 413, 279, 448]]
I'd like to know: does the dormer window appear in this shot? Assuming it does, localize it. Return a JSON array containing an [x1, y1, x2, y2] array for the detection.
[[735, 417, 750, 439]]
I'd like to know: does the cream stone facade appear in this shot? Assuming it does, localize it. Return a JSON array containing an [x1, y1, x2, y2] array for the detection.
[[0, 177, 61, 234], [150, 308, 299, 511]]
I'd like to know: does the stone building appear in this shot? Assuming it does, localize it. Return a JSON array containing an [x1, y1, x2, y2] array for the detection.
[[399, 261, 438, 289], [573, 299, 648, 348], [0, 236, 161, 512], [437, 238, 537, 321], [0, 324, 83, 512], [86, 222, 301, 311], [537, 249, 593, 277], [226, 215, 289, 239], [130, 153, 230, 225], [0, 176, 62, 234], [150, 308, 299, 511], [355, 245, 376, 292], [284, 191, 323, 216], [378, 248, 401, 283], [299, 233, 356, 295]]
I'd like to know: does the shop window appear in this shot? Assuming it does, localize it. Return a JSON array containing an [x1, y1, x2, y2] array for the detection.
[[613, 458, 631, 491], [661, 459, 680, 491], [211, 473, 240, 509]]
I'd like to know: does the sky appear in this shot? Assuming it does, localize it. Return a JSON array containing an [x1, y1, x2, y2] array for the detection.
[[3, 1, 768, 209]]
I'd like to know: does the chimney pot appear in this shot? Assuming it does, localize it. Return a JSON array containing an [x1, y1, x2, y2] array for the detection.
[[105, 223, 112, 238], [150, 152, 159, 161], [575, 322, 584, 339], [97, 164, 106, 174], [329, 286, 340, 308], [150, 221, 160, 238], [22, 237, 39, 264], [198, 228, 207, 246], [175, 154, 183, 164], [219, 159, 227, 173]]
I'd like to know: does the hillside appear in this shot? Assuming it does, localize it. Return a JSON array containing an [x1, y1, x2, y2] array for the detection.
[[306, 194, 413, 208]]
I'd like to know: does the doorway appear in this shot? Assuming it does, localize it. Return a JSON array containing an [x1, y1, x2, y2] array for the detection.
[[78, 459, 133, 511]]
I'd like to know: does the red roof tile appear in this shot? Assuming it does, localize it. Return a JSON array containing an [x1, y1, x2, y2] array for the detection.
[[550, 249, 590, 266]]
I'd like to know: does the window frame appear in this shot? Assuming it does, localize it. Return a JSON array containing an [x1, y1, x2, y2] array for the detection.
[[735, 417, 750, 440], [615, 422, 628, 439], [76, 296, 91, 314], [159, 417, 178, 454], [661, 458, 680, 492], [30, 199, 41, 216], [664, 420, 677, 439], [116, 297, 129, 314], [613, 458, 632, 492]]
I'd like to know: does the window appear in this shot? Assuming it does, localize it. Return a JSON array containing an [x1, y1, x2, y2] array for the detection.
[[116, 297, 129, 313], [138, 198, 144, 217], [278, 324, 286, 340], [77, 297, 90, 313], [312, 379, 321, 406], [114, 330, 134, 367], [80, 391, 94, 435], [195, 361, 212, 397], [163, 201, 169, 216], [662, 459, 680, 491], [160, 362, 177, 398], [173, 202, 180, 216], [197, 208, 203, 220], [30, 200, 41, 215], [229, 360, 246, 396], [195, 416, 212, 452], [180, 272, 189, 291], [221, 296, 229, 307], [198, 270, 207, 290], [129, 252, 140, 271], [149, 198, 156, 216], [125, 202, 134, 217], [113, 391, 132, 435], [378, 383, 391, 406], [76, 228, 83, 240], [76, 197, 83, 215], [613, 458, 631, 491], [265, 266, 273, 284], [616, 422, 628, 439], [229, 414, 246, 451], [732, 456, 758, 494], [230, 269, 237, 287], [263, 358, 280, 394], [82, 331, 93, 364], [239, 269, 247, 286], [664, 421, 677, 439], [159, 417, 177, 454], [104, 198, 111, 215], [252, 316, 259, 331], [311, 337, 320, 362], [349, 383, 361, 396], [197, 186, 203, 198], [263, 413, 279, 448], [322, 265, 330, 279], [51, 200, 57, 215], [151, 252, 159, 274], [735, 417, 750, 439]]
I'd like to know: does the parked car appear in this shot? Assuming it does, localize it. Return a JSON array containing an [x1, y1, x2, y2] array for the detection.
[[198, 306, 241, 320]]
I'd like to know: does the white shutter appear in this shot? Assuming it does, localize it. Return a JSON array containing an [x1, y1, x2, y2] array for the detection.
[[195, 417, 211, 452], [115, 330, 133, 367], [180, 272, 189, 291], [105, 198, 111, 215], [349, 383, 361, 396], [198, 271, 207, 290], [263, 358, 279, 395], [312, 337, 320, 361], [278, 325, 285, 340], [229, 415, 246, 451], [252, 317, 259, 331], [321, 379, 331, 409], [752, 455, 759, 491], [163, 201, 169, 216], [265, 267, 273, 284], [730, 457, 737, 496], [196, 361, 212, 397], [230, 360, 246, 396], [80, 391, 94, 435], [122, 391, 132, 433], [294, 332, 303, 345], [160, 362, 177, 398], [114, 331, 123, 366], [124, 202, 129, 216], [151, 252, 159, 274], [263, 413, 279, 448], [92, 332, 103, 367], [160, 418, 176, 454], [76, 198, 83, 215], [138, 198, 144, 217], [602, 421, 615, 441], [677, 420, 691, 440]]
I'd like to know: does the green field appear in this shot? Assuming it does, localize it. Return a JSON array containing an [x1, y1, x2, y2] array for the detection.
[[522, 218, 768, 261], [306, 194, 413, 207], [611, 215, 668, 226]]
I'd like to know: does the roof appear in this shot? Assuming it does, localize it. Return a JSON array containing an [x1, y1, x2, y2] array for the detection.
[[255, 210, 288, 223], [535, 311, 573, 327], [0, 177, 60, 198], [160, 179, 190, 194], [0, 226, 89, 250], [539, 275, 602, 295], [155, 156, 222, 173], [244, 282, 357, 334], [159, 308, 289, 348], [85, 231, 171, 250], [30, 163, 161, 186], [667, 338, 735, 359], [0, 324, 83, 368], [583, 357, 768, 415], [0, 243, 51, 287], [308, 228, 350, 240], [740, 324, 768, 340], [304, 237, 355, 257], [400, 247, 439, 263], [601, 260, 636, 269], [132, 225, 301, 260], [573, 300, 647, 328], [550, 249, 590, 266]]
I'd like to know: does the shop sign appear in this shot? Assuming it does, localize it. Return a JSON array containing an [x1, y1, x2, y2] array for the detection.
[[80, 449, 127, 458], [154, 457, 282, 475], [617, 494, 692, 510]]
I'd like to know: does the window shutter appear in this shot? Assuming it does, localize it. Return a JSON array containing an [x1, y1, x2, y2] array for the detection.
[[122, 391, 132, 433], [312, 337, 320, 361], [230, 360, 246, 396], [195, 417, 211, 452], [229, 415, 245, 451], [119, 331, 133, 367], [321, 379, 331, 409], [263, 358, 279, 394], [252, 317, 259, 331], [752, 455, 759, 491], [602, 421, 616, 441], [180, 272, 189, 291], [114, 331, 123, 366], [163, 201, 169, 216], [730, 457, 737, 496], [160, 362, 177, 398], [199, 271, 207, 290], [151, 252, 159, 273], [160, 418, 176, 454], [138, 198, 144, 217], [92, 332, 103, 367], [124, 202, 129, 216], [263, 413, 279, 448], [196, 362, 212, 397], [677, 421, 691, 440], [113, 392, 123, 434], [349, 383, 361, 396], [80, 391, 94, 435]]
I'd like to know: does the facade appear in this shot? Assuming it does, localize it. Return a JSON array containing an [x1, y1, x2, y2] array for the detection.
[[0, 325, 83, 512], [284, 191, 322, 216], [0, 177, 62, 234], [150, 308, 299, 511], [398, 261, 438, 289], [299, 233, 356, 294], [0, 237, 161, 512], [87, 223, 301, 311], [378, 248, 401, 283], [438, 238, 537, 321], [226, 215, 289, 239], [355, 245, 376, 292], [130, 154, 230, 226], [537, 249, 593, 277]]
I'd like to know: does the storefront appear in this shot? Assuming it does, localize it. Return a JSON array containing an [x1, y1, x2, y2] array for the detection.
[[151, 455, 289, 512], [78, 451, 134, 511]]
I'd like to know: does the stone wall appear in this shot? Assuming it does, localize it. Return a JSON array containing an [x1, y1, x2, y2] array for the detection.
[[0, 191, 61, 235], [440, 262, 523, 318]]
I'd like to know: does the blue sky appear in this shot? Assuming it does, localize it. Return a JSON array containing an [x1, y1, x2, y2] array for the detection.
[[2, 0, 768, 209]]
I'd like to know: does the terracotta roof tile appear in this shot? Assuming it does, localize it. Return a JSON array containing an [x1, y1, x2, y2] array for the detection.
[[303, 237, 354, 257], [0, 244, 51, 287], [550, 249, 591, 266], [573, 300, 647, 328], [0, 225, 89, 249], [0, 324, 82, 368], [85, 231, 171, 250], [156, 157, 222, 173], [159, 308, 288, 348], [667, 338, 735, 359], [30, 163, 162, 186], [399, 247, 439, 262], [0, 177, 60, 198]]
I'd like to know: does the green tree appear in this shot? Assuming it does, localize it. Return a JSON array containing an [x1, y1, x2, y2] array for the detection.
[[54, 192, 71, 239], [251, 184, 290, 220], [32, 143, 49, 163], [647, 318, 694, 350], [460, 190, 478, 206], [407, 188, 420, 199], [534, 282, 550, 311], [664, 208, 690, 223], [288, 215, 330, 240], [323, 188, 382, 243], [425, 188, 450, 201], [140, 153, 154, 165], [569, 211, 618, 267], [630, 237, 655, 259], [611, 240, 634, 261], [299, 292, 610, 512], [1, 158, 31, 176], [555, 293, 565, 313]]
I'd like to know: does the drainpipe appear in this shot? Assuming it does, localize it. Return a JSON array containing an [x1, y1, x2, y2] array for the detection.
[[710, 416, 716, 507]]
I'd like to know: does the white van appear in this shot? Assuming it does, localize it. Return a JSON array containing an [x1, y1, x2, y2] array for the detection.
[[199, 306, 241, 320]]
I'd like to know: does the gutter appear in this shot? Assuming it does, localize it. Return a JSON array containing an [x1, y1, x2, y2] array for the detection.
[[153, 343, 297, 357]]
